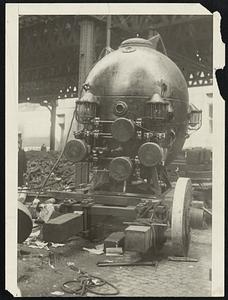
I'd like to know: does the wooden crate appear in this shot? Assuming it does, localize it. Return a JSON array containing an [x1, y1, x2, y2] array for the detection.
[[125, 225, 151, 253]]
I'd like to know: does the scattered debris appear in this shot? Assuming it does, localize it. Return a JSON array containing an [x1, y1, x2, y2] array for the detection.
[[51, 291, 65, 296], [168, 256, 198, 262], [105, 247, 123, 256], [83, 247, 104, 255], [48, 251, 56, 269], [25, 150, 76, 191], [95, 244, 104, 251], [32, 198, 40, 206], [45, 198, 56, 204], [67, 262, 81, 274], [38, 203, 55, 223], [29, 228, 41, 238], [18, 187, 28, 203], [50, 243, 65, 248], [27, 241, 49, 250], [97, 260, 157, 267]]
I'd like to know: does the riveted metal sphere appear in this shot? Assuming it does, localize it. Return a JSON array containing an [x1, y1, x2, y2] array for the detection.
[[84, 38, 189, 164]]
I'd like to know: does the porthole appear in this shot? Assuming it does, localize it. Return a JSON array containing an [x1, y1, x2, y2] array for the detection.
[[113, 101, 128, 116]]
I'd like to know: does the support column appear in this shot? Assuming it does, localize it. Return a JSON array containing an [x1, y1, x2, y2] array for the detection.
[[78, 18, 95, 95], [57, 114, 65, 152], [76, 18, 95, 188], [50, 100, 57, 151]]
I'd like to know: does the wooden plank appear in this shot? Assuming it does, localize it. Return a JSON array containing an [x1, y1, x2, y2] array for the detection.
[[168, 256, 198, 262], [90, 205, 137, 220], [46, 191, 85, 201], [93, 195, 141, 207], [93, 191, 157, 199]]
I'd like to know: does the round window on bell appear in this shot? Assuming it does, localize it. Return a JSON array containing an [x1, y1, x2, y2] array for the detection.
[[113, 101, 128, 116]]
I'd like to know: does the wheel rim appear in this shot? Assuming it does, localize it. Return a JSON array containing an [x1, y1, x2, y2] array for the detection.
[[171, 177, 192, 256]]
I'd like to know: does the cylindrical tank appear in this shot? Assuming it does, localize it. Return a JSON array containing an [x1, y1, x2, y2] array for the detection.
[[83, 38, 189, 164]]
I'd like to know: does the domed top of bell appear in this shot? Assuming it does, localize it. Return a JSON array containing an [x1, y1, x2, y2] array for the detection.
[[120, 37, 153, 48]]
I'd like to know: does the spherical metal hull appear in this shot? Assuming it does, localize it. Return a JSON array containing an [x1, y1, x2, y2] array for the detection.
[[84, 39, 189, 164]]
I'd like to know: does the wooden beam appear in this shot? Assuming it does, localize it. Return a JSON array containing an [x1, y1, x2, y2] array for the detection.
[[78, 18, 95, 94], [49, 101, 57, 151], [90, 205, 137, 219]]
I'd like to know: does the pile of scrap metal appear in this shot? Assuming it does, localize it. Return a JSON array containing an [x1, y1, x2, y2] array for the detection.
[[24, 151, 76, 191], [18, 185, 210, 263], [17, 180, 206, 256]]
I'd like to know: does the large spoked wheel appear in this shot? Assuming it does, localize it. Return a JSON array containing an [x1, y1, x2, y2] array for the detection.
[[171, 177, 192, 257]]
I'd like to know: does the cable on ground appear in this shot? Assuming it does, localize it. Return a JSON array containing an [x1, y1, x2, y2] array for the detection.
[[36, 108, 76, 199], [62, 273, 119, 296]]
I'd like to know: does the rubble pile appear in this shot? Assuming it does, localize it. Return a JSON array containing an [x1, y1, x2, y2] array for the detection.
[[25, 151, 75, 191]]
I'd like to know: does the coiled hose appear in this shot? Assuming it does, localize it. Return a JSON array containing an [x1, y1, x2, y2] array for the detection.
[[62, 274, 119, 296]]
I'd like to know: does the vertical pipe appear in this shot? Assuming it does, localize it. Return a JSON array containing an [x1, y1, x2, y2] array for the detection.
[[50, 101, 57, 151], [59, 125, 64, 151]]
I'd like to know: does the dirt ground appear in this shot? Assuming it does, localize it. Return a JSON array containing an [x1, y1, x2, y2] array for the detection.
[[18, 226, 211, 297]]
